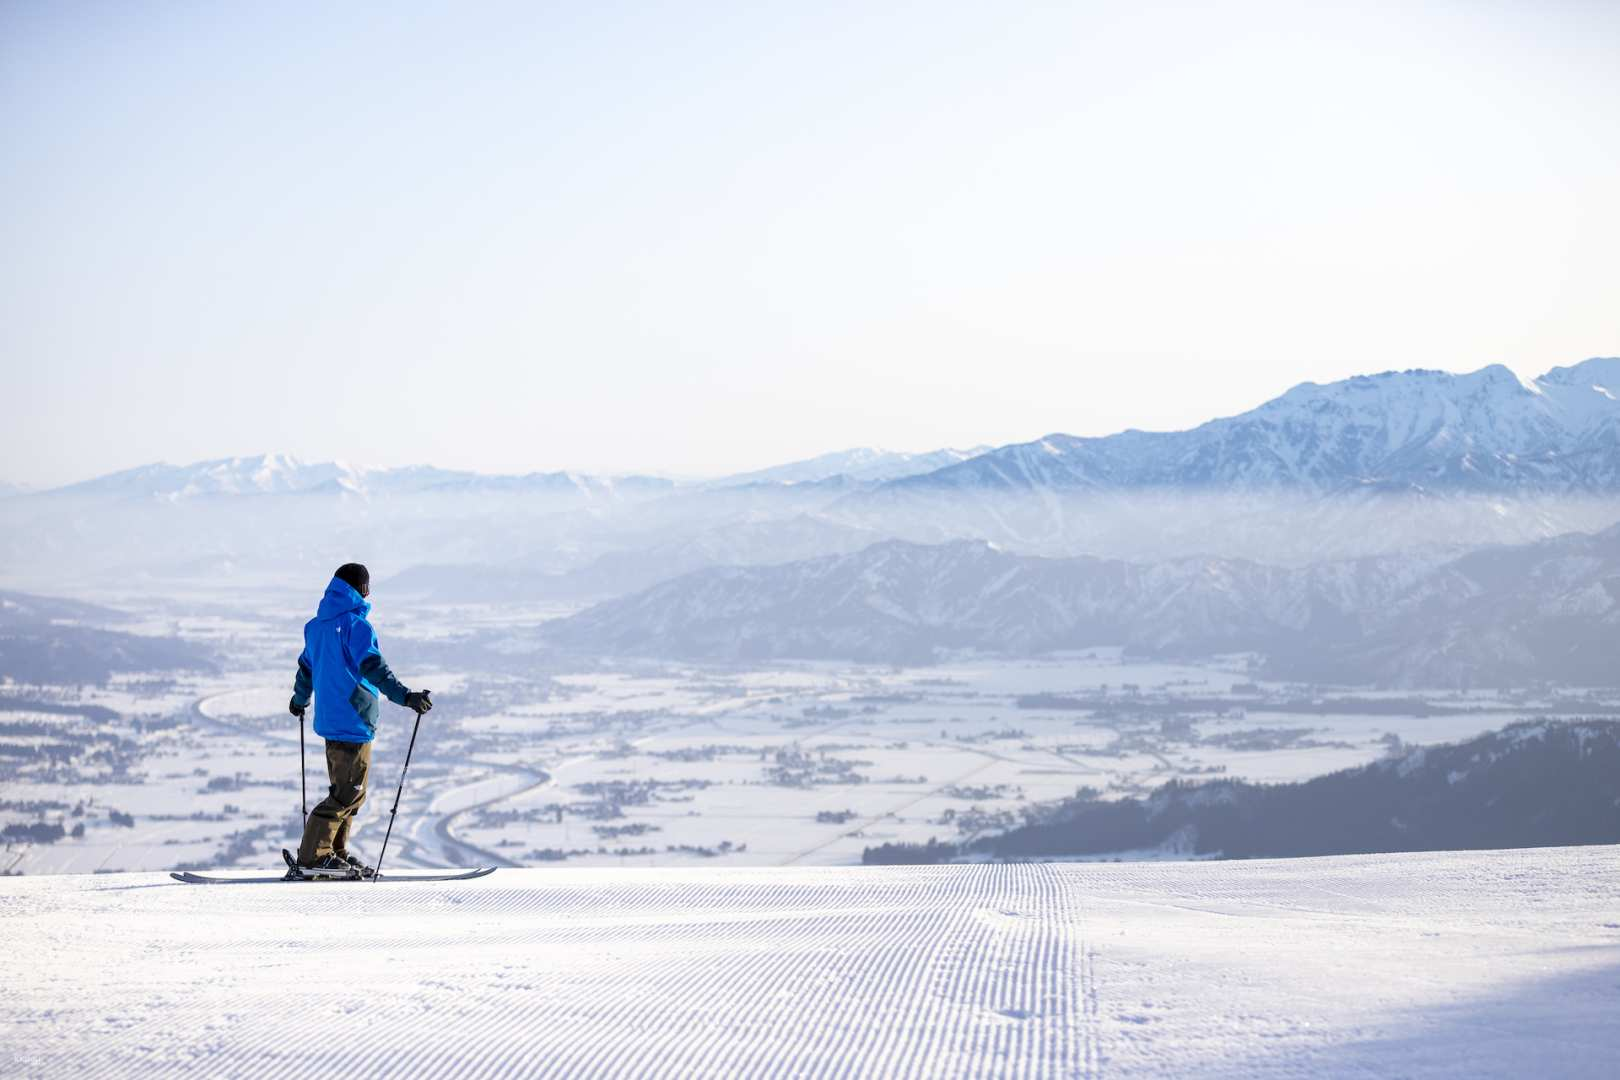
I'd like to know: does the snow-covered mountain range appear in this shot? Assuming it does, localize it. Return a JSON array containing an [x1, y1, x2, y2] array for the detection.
[[25, 358, 1620, 505], [9, 358, 1620, 592], [862, 358, 1620, 497]]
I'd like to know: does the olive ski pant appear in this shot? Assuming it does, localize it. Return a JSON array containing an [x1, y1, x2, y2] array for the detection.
[[297, 739, 371, 864]]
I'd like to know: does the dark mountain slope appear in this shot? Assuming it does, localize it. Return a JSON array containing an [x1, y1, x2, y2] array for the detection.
[[864, 721, 1620, 863]]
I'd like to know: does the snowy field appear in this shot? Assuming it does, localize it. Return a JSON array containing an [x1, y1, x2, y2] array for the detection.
[[3, 846, 1617, 1078]]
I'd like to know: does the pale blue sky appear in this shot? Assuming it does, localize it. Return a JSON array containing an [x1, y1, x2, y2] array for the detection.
[[3, 1, 1617, 485]]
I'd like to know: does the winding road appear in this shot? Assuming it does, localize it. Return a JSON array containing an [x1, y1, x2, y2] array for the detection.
[[191, 692, 548, 870]]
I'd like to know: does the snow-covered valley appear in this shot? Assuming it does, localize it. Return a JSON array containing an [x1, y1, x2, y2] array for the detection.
[[11, 646, 1608, 878], [4, 847, 1617, 1077]]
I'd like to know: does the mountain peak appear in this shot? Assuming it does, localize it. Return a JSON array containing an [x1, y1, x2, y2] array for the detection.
[[1536, 355, 1620, 388]]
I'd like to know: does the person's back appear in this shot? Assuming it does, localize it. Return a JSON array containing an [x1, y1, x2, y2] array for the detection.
[[288, 562, 431, 874]]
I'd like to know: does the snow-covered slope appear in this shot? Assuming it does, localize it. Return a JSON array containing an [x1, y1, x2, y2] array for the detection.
[[715, 446, 993, 487], [868, 358, 1620, 496], [5, 849, 1616, 1077]]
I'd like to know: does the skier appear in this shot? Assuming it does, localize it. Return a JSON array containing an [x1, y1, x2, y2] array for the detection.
[[287, 563, 432, 877]]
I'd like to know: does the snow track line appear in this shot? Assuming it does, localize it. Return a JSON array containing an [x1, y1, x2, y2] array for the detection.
[[1082, 938, 1102, 1076], [4, 865, 1098, 1078]]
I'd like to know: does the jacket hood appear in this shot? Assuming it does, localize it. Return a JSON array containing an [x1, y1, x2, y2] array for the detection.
[[316, 577, 371, 621]]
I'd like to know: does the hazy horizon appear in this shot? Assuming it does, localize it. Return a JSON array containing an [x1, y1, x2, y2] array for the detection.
[[9, 353, 1620, 490]]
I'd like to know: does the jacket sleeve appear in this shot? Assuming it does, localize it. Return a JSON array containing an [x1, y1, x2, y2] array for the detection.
[[291, 646, 314, 709], [347, 619, 411, 706]]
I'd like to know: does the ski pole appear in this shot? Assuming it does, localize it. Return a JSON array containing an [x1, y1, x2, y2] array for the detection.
[[300, 710, 308, 826], [373, 692, 429, 882]]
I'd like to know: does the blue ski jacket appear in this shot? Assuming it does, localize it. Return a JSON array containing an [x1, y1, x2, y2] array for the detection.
[[289, 577, 411, 743]]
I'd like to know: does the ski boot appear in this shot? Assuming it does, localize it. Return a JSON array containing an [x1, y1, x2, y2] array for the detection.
[[335, 851, 376, 879]]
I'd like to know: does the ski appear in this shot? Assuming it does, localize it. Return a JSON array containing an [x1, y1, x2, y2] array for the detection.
[[169, 867, 496, 885]]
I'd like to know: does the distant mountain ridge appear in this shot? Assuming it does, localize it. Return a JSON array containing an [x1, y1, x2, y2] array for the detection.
[[539, 522, 1620, 686], [45, 453, 676, 502], [862, 358, 1620, 497], [0, 589, 215, 684], [28, 359, 1620, 504], [538, 537, 1436, 666], [33, 447, 991, 503]]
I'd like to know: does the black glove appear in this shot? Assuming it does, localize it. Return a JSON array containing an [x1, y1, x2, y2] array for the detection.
[[289, 697, 307, 719], [403, 690, 433, 715]]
